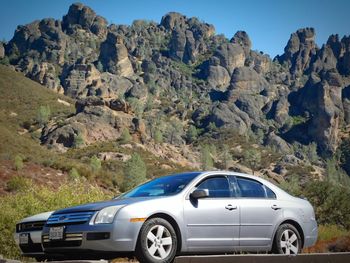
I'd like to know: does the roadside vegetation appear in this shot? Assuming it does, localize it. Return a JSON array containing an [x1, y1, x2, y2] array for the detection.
[[0, 180, 112, 259]]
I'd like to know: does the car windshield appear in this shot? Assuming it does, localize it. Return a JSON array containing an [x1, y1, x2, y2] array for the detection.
[[117, 172, 200, 198]]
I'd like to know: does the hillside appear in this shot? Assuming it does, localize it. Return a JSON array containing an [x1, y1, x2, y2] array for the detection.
[[0, 64, 194, 194], [0, 0, 349, 214]]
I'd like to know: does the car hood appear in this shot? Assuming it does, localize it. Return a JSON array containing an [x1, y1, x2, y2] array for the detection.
[[19, 211, 54, 223], [53, 197, 159, 215]]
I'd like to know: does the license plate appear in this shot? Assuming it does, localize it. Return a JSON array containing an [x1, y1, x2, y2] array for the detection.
[[49, 226, 64, 240], [19, 233, 29, 244]]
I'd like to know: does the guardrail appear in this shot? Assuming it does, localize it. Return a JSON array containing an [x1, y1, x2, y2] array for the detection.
[[174, 252, 350, 263]]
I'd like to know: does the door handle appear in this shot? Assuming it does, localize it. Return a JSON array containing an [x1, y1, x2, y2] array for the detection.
[[225, 204, 237, 211], [271, 204, 282, 210]]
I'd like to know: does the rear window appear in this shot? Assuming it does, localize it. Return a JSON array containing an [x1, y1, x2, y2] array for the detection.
[[265, 185, 276, 199], [236, 177, 266, 198]]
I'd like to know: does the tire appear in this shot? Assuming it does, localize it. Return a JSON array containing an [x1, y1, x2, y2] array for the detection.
[[273, 223, 302, 255], [135, 218, 178, 263]]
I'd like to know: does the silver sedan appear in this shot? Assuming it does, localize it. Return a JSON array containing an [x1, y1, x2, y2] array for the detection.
[[41, 171, 318, 262]]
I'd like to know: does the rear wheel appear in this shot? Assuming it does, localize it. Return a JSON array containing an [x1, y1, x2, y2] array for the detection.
[[273, 223, 302, 255], [135, 218, 177, 263]]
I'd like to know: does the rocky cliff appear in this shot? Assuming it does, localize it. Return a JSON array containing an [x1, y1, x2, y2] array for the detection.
[[2, 3, 350, 175]]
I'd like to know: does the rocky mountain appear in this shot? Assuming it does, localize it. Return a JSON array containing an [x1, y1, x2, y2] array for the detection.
[[1, 2, 350, 179]]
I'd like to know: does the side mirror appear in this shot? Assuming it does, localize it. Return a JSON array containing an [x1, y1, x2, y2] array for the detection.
[[190, 189, 209, 199]]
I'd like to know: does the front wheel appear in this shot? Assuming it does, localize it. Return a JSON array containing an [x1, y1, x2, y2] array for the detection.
[[135, 218, 178, 263], [273, 223, 302, 255]]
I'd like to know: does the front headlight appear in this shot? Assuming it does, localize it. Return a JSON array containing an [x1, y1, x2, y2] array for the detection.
[[94, 206, 123, 224]]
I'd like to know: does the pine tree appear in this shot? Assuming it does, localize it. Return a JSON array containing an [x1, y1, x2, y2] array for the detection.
[[200, 144, 213, 170], [154, 129, 163, 144], [90, 155, 102, 173], [243, 148, 261, 175], [37, 105, 51, 126], [120, 128, 132, 144], [73, 133, 84, 148], [122, 153, 147, 191]]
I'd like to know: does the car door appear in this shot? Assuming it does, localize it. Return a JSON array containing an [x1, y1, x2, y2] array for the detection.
[[234, 176, 283, 248], [183, 175, 240, 252]]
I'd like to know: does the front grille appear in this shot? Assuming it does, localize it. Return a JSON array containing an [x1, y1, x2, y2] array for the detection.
[[46, 211, 95, 225], [16, 221, 46, 232], [43, 240, 82, 248], [20, 243, 43, 253], [42, 233, 83, 247]]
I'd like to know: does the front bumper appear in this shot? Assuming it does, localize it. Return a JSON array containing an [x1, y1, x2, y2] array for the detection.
[[42, 218, 143, 258], [14, 231, 45, 257]]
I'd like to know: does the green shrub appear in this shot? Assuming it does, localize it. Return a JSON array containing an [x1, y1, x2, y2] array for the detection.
[[303, 180, 350, 229], [14, 155, 24, 171], [154, 129, 163, 144], [220, 145, 232, 170], [340, 138, 350, 176], [68, 168, 80, 181], [90, 155, 102, 173], [36, 105, 51, 126], [279, 175, 303, 197], [73, 133, 84, 148], [119, 128, 132, 144], [0, 181, 111, 259], [6, 176, 30, 192], [243, 148, 261, 175], [200, 144, 213, 170], [186, 125, 198, 143], [317, 225, 349, 241], [122, 153, 146, 192]]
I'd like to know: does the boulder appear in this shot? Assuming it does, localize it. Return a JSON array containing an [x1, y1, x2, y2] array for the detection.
[[234, 94, 267, 123], [63, 63, 101, 97], [97, 152, 131, 162], [127, 83, 148, 99], [160, 12, 187, 30], [7, 18, 66, 63], [75, 96, 105, 113], [296, 71, 344, 154], [62, 3, 107, 37], [230, 31, 251, 55], [214, 43, 245, 74], [99, 33, 134, 76], [207, 64, 231, 89], [94, 73, 133, 99], [277, 28, 317, 76], [247, 51, 271, 74], [205, 57, 230, 88], [42, 105, 133, 150], [327, 34, 343, 58], [265, 132, 291, 154], [169, 29, 197, 63], [109, 99, 132, 113], [227, 67, 268, 99], [29, 62, 63, 93], [207, 102, 251, 134], [169, 29, 186, 61], [311, 45, 337, 73]]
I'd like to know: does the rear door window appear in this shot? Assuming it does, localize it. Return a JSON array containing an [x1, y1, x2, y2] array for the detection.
[[236, 177, 266, 198]]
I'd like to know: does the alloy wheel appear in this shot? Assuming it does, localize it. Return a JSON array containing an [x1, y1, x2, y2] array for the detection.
[[146, 224, 173, 260], [280, 229, 299, 254]]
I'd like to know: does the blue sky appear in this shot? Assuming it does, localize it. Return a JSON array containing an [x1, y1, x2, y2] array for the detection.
[[0, 0, 349, 58]]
